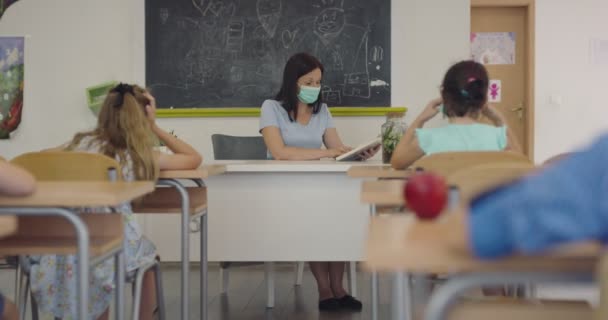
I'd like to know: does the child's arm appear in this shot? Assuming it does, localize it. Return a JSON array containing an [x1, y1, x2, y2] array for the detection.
[[0, 161, 36, 196], [482, 104, 522, 153], [144, 93, 203, 170], [391, 98, 442, 169]]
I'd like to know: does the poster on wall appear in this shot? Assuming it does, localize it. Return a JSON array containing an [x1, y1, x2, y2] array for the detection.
[[0, 37, 24, 139], [0, 0, 20, 19], [471, 32, 516, 65]]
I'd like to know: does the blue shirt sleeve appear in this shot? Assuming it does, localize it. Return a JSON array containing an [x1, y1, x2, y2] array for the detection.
[[321, 104, 335, 129], [259, 100, 281, 133], [469, 134, 608, 259]]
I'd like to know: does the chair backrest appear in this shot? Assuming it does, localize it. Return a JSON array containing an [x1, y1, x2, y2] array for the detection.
[[412, 151, 531, 177], [11, 151, 122, 181], [211, 134, 267, 160], [446, 162, 537, 202]]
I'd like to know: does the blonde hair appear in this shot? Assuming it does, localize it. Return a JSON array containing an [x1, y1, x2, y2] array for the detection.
[[67, 84, 159, 180]]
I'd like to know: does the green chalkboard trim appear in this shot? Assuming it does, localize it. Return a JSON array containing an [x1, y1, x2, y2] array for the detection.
[[156, 107, 408, 118]]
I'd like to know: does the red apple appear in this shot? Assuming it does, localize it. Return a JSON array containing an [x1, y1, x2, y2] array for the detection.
[[404, 172, 448, 220]]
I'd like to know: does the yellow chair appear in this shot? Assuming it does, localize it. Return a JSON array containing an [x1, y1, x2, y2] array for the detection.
[[11, 151, 165, 320], [412, 151, 531, 177], [12, 151, 122, 181]]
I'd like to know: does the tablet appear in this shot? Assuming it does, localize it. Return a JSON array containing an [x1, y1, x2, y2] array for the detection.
[[336, 137, 382, 161]]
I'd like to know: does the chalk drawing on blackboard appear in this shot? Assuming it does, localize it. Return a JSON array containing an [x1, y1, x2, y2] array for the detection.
[[281, 28, 299, 49], [230, 66, 244, 83], [371, 46, 383, 63], [321, 0, 344, 7], [226, 19, 245, 54], [344, 72, 370, 98], [146, 0, 390, 108], [323, 86, 342, 105], [159, 8, 169, 24], [257, 0, 282, 38], [314, 8, 345, 45], [330, 51, 344, 71], [191, 0, 205, 16], [255, 64, 274, 78]]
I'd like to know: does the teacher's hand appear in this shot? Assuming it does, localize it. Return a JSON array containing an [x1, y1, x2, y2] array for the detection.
[[326, 148, 348, 158], [359, 144, 381, 160]]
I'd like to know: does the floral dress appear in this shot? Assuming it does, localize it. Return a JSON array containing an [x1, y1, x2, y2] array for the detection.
[[29, 137, 157, 319]]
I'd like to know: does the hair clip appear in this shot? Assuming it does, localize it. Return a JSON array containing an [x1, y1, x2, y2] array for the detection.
[[110, 83, 135, 108], [460, 89, 469, 97], [467, 77, 477, 83]]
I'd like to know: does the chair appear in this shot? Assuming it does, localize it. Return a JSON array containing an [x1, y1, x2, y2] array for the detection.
[[211, 134, 308, 307], [212, 134, 268, 160], [11, 151, 165, 320], [412, 151, 531, 177]]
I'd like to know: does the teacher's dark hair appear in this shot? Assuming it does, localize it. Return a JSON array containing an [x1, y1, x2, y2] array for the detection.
[[275, 53, 324, 122]]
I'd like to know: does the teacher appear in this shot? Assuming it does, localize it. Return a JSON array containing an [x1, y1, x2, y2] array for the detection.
[[260, 52, 373, 311]]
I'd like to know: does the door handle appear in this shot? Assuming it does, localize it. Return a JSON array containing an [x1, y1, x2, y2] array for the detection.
[[511, 103, 524, 119]]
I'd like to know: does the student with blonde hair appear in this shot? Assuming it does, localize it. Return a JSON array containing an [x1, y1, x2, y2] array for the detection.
[[30, 83, 202, 319]]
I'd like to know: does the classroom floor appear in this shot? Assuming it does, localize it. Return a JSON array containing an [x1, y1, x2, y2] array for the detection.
[[0, 263, 598, 320]]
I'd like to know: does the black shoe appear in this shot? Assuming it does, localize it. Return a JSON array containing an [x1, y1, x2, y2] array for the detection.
[[337, 295, 363, 311], [318, 298, 341, 311]]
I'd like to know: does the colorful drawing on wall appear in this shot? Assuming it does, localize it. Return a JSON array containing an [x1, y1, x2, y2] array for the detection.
[[0, 37, 24, 139], [0, 0, 20, 19], [471, 32, 516, 65]]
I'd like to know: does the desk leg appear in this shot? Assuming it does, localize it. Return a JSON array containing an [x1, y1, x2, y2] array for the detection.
[[115, 251, 125, 320], [0, 208, 90, 320], [200, 213, 208, 320], [391, 272, 406, 320], [159, 179, 190, 320], [194, 178, 208, 320], [370, 204, 378, 320], [424, 272, 593, 320]]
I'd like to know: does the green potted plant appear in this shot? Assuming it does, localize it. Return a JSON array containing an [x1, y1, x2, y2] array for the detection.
[[381, 113, 406, 164]]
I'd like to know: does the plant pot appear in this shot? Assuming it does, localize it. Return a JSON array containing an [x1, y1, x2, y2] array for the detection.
[[382, 149, 393, 164]]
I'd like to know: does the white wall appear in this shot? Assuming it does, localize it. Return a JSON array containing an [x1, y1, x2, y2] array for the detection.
[[535, 0, 608, 162], [0, 0, 134, 158], [0, 0, 469, 160]]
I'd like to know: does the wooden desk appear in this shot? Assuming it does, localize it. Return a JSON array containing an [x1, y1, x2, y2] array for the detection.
[[0, 215, 123, 257], [140, 165, 225, 320], [366, 215, 599, 320], [361, 180, 404, 206], [0, 180, 153, 320], [365, 215, 599, 273], [0, 216, 17, 238], [0, 181, 154, 207], [347, 164, 412, 179]]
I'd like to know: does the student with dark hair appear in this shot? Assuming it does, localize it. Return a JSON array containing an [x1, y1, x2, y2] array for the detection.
[[391, 60, 521, 169], [260, 53, 374, 311]]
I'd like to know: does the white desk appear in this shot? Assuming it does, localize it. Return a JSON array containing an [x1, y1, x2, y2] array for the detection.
[[205, 160, 375, 262], [145, 161, 377, 262]]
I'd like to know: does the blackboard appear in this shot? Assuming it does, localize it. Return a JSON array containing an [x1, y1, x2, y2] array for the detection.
[[146, 0, 391, 109]]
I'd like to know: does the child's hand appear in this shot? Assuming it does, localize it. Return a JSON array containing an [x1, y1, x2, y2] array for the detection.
[[417, 97, 443, 123], [143, 92, 157, 124]]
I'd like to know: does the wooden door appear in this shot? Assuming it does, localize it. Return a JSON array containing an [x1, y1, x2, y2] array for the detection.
[[471, 1, 535, 157]]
